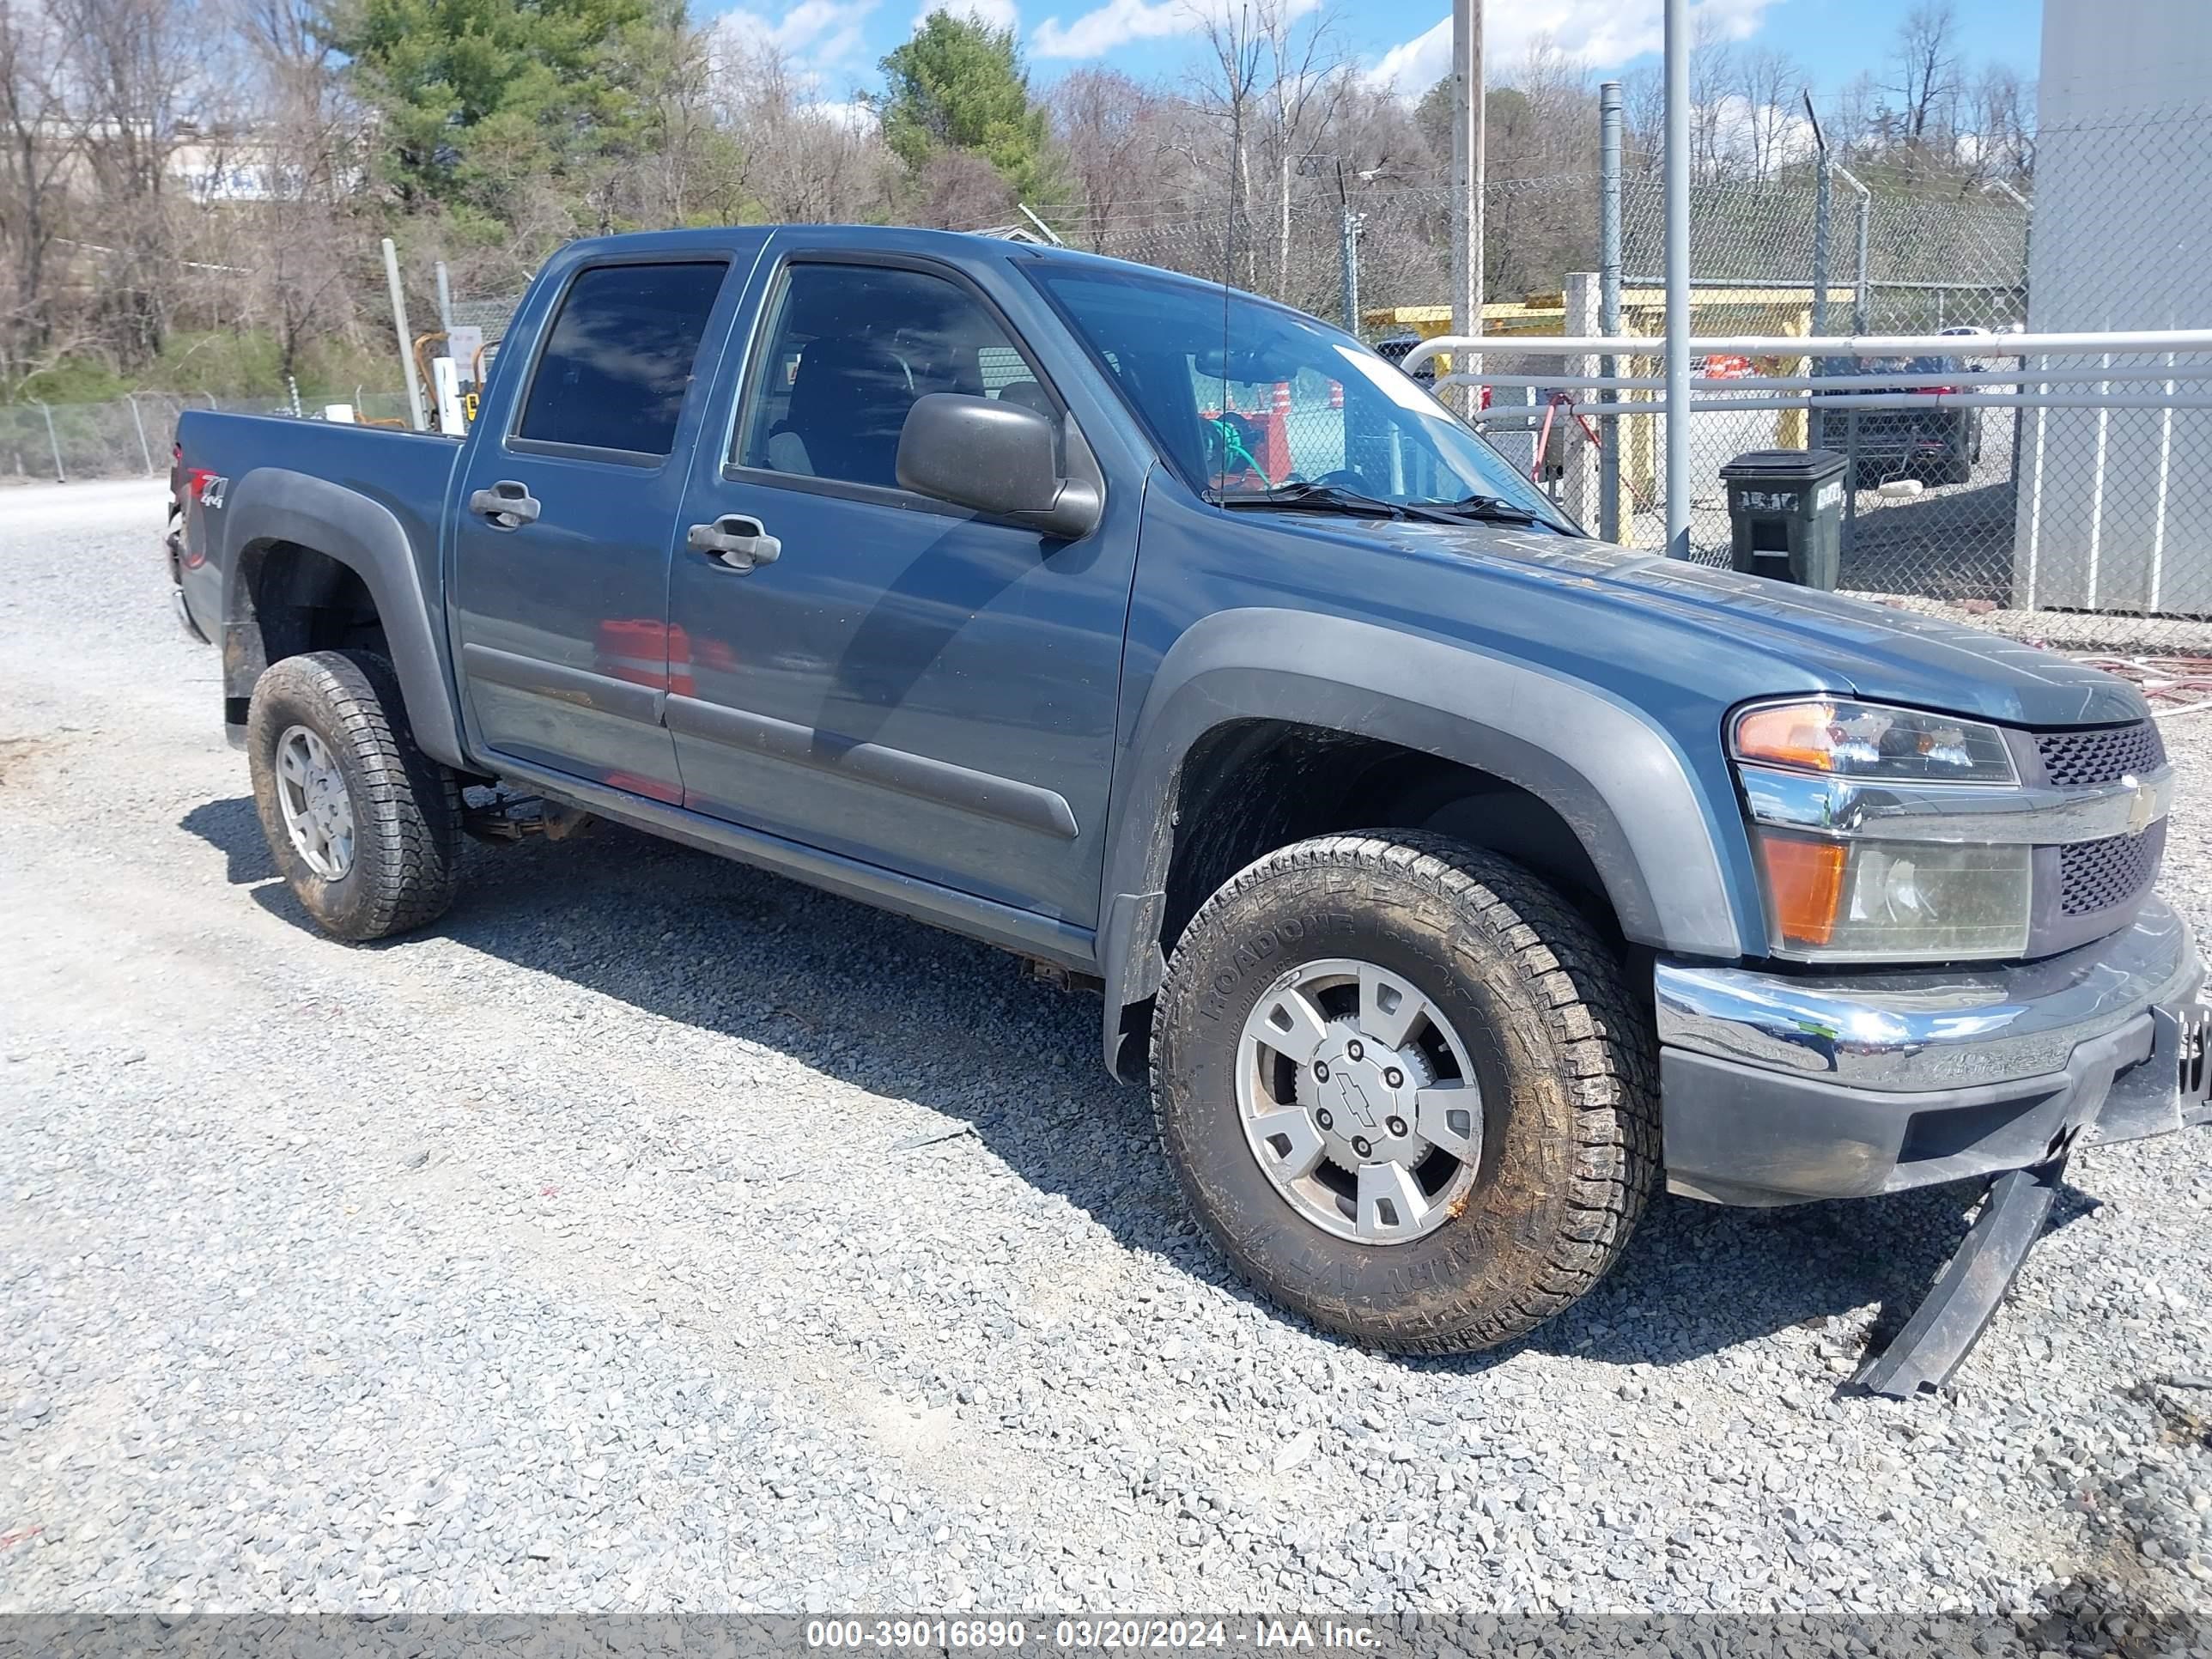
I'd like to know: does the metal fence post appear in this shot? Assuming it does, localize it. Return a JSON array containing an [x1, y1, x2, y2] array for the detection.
[[125, 393, 152, 477], [434, 260, 455, 334], [37, 401, 63, 483], [1598, 79, 1624, 544], [1852, 179, 1870, 332], [1811, 150, 1832, 451], [383, 236, 428, 433], [1340, 201, 1360, 333]]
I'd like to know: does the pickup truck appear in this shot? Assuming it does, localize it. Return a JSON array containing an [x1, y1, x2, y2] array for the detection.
[[170, 226, 2209, 1384]]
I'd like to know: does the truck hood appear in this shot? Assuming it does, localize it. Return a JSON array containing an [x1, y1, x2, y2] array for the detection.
[[1350, 519, 2148, 727]]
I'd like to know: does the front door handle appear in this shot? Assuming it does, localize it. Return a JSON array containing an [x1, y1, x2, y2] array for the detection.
[[687, 514, 781, 574], [468, 480, 541, 527]]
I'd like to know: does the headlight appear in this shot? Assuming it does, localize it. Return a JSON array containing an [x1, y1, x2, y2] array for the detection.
[[1753, 831, 2032, 960], [1731, 697, 2016, 785], [1733, 698, 2030, 962]]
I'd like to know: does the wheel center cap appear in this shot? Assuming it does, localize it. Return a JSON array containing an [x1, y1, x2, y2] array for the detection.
[[1304, 1019, 1429, 1168], [1329, 1067, 1382, 1131]]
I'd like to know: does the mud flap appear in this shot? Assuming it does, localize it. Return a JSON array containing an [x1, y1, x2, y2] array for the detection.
[[1844, 1159, 2065, 1401]]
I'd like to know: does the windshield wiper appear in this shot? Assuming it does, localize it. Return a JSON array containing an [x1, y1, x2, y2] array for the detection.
[[1212, 481, 1408, 519], [1214, 481, 1573, 535], [1405, 494, 1555, 528]]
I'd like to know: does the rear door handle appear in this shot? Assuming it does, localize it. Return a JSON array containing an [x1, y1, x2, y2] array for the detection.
[[469, 480, 541, 527], [687, 514, 781, 574]]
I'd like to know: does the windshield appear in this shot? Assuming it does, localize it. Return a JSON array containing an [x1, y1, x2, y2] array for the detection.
[[1027, 262, 1573, 529]]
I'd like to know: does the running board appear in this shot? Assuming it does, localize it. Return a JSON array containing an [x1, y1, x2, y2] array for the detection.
[[1844, 1160, 2064, 1401]]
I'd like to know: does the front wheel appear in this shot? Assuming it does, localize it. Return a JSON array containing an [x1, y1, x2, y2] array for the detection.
[[1151, 832, 1658, 1354], [246, 649, 463, 941]]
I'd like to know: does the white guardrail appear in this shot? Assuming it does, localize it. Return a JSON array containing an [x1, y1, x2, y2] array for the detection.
[[1400, 329, 2212, 418]]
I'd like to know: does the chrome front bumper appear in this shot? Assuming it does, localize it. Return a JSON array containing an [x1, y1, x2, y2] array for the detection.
[[1656, 896, 2207, 1205]]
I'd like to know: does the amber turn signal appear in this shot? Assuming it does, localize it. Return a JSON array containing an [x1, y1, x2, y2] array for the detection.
[[1753, 830, 1848, 949], [1733, 702, 1842, 773]]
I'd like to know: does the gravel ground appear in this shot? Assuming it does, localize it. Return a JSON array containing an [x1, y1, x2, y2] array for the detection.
[[2, 480, 2209, 1624]]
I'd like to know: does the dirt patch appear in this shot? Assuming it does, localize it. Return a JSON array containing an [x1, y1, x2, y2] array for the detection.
[[0, 734, 57, 786]]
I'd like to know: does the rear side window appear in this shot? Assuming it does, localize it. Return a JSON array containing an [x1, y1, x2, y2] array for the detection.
[[515, 262, 727, 458]]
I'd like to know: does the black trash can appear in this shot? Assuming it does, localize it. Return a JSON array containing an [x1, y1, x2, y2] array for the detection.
[[1718, 447, 1846, 590]]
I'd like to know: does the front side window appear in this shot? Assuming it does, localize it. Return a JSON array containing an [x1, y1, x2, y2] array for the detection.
[[1028, 263, 1570, 528], [736, 262, 1047, 493], [515, 261, 728, 458]]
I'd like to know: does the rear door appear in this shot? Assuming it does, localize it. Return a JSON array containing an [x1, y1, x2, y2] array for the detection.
[[449, 255, 739, 801]]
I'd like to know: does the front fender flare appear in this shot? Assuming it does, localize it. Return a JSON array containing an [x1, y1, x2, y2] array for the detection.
[[1097, 609, 1759, 1073], [218, 468, 466, 771]]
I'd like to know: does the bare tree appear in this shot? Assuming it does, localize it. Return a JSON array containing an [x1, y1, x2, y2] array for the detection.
[[1965, 63, 2033, 184], [1733, 46, 1802, 182], [49, 0, 210, 363], [1687, 14, 1735, 181], [714, 40, 896, 225], [1051, 68, 1170, 252], [1183, 0, 1350, 299], [0, 0, 75, 386], [1886, 0, 1960, 154]]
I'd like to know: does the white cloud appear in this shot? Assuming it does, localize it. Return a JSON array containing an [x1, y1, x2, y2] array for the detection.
[[712, 0, 880, 82], [1703, 90, 1816, 167], [809, 97, 883, 131], [1366, 0, 1775, 94], [913, 0, 1020, 30], [1031, 0, 1318, 59], [1031, 0, 1194, 58]]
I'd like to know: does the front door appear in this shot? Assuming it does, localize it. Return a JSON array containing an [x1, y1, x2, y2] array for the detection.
[[450, 256, 737, 802], [664, 251, 1138, 926]]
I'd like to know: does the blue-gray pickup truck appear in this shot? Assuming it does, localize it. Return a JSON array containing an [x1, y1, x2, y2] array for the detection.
[[170, 227, 2210, 1388]]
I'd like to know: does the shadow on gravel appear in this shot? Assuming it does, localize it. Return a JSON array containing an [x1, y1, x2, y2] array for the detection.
[[183, 795, 2098, 1377], [184, 796, 279, 884]]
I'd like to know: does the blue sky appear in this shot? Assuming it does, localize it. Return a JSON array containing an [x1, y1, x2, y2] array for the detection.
[[714, 0, 2043, 106]]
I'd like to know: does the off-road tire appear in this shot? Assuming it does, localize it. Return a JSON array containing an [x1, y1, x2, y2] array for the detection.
[[1151, 831, 1658, 1354], [246, 649, 462, 941]]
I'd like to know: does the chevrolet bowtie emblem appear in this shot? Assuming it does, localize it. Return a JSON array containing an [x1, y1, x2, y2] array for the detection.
[[2126, 775, 2158, 836]]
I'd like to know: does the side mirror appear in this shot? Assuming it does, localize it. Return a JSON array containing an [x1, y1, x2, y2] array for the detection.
[[896, 392, 1102, 541]]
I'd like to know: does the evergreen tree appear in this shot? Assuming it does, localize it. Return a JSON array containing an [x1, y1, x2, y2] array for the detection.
[[877, 12, 1057, 207], [325, 0, 665, 217]]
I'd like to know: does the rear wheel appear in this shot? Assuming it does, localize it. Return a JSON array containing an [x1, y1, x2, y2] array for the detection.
[[1151, 832, 1658, 1354], [246, 649, 462, 941]]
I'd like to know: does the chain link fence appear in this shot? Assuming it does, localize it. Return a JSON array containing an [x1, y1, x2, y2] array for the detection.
[[0, 389, 417, 484], [46, 102, 2212, 653]]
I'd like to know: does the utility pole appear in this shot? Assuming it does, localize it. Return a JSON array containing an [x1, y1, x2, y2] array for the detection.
[[1450, 0, 1485, 416]]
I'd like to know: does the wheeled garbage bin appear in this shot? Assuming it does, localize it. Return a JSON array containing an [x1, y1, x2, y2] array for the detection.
[[1718, 448, 1846, 590]]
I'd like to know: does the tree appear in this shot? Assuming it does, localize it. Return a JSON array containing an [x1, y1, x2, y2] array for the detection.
[[325, 0, 664, 221], [0, 0, 75, 386], [875, 11, 1054, 209], [1051, 68, 1168, 252], [49, 0, 211, 362], [1886, 0, 1960, 152], [715, 40, 896, 224], [1734, 46, 1802, 182]]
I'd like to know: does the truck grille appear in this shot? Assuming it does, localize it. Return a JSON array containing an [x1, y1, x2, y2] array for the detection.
[[2060, 830, 2160, 915], [2036, 720, 2166, 788]]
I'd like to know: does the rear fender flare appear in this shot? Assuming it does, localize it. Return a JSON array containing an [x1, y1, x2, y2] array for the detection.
[[219, 469, 466, 771]]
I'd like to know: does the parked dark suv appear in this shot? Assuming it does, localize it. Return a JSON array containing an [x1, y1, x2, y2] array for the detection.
[[1820, 353, 1984, 487]]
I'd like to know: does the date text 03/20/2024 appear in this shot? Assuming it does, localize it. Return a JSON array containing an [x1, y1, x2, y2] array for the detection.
[[803, 1620, 1383, 1650]]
